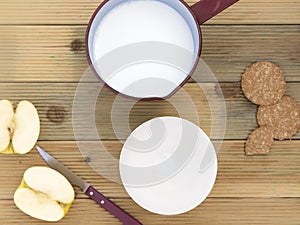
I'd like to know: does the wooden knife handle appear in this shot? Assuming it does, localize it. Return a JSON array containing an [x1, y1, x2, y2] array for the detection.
[[85, 186, 143, 225]]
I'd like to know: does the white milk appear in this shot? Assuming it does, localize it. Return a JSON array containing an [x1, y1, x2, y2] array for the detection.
[[92, 0, 197, 98]]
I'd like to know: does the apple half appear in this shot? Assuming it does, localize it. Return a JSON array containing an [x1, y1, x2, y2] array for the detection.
[[0, 100, 40, 154], [14, 166, 75, 222]]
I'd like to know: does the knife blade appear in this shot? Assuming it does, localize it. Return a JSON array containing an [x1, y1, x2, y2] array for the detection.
[[36, 145, 142, 225], [36, 145, 90, 192]]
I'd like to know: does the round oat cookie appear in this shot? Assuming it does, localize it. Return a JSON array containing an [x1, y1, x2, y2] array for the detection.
[[257, 95, 300, 140], [242, 62, 286, 106], [245, 126, 274, 156]]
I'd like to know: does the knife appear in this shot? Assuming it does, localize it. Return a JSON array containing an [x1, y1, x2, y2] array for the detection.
[[36, 145, 142, 225]]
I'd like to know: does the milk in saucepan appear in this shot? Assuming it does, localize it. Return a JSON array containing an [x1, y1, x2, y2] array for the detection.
[[91, 0, 197, 98]]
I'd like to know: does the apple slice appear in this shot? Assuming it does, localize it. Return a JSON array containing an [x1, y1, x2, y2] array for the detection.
[[14, 166, 75, 222], [12, 101, 40, 154], [0, 100, 14, 152], [0, 100, 40, 154]]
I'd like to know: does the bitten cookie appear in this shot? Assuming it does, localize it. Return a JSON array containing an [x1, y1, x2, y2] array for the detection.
[[245, 126, 274, 156], [242, 62, 286, 106], [257, 95, 300, 140]]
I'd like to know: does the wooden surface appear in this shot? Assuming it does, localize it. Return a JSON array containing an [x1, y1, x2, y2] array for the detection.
[[0, 0, 299, 224]]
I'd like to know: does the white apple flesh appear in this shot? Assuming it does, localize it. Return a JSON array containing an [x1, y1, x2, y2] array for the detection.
[[0, 100, 40, 154], [14, 166, 75, 222], [0, 100, 14, 151]]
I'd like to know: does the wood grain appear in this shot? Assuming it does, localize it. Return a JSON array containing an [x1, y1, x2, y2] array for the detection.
[[0, 0, 299, 224], [0, 140, 299, 200], [0, 25, 299, 82], [0, 0, 299, 25], [0, 82, 298, 141], [0, 198, 299, 225]]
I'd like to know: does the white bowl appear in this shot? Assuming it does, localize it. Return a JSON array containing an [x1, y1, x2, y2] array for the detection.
[[119, 116, 217, 215]]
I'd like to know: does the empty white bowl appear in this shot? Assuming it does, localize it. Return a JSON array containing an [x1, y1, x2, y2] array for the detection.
[[119, 117, 217, 215]]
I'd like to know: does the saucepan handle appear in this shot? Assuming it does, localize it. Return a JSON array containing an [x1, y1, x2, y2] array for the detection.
[[190, 0, 239, 24]]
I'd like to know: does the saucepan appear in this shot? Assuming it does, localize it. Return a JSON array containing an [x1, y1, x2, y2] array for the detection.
[[86, 0, 239, 99]]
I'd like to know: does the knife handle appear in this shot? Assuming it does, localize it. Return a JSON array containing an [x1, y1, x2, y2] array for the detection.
[[85, 186, 143, 225]]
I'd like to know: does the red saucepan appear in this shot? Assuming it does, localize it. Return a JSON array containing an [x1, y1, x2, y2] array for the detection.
[[86, 0, 239, 99]]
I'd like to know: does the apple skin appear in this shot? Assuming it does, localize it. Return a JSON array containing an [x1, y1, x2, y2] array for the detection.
[[0, 143, 13, 154]]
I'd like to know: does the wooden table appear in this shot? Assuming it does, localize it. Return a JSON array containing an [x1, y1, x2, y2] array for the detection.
[[0, 0, 299, 224]]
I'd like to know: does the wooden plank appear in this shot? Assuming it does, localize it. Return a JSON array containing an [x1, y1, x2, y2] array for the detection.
[[0, 82, 298, 141], [0, 140, 299, 200], [0, 196, 299, 225], [0, 0, 299, 25], [0, 26, 86, 83], [1, 1, 298, 225], [201, 25, 300, 82], [0, 25, 299, 82]]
